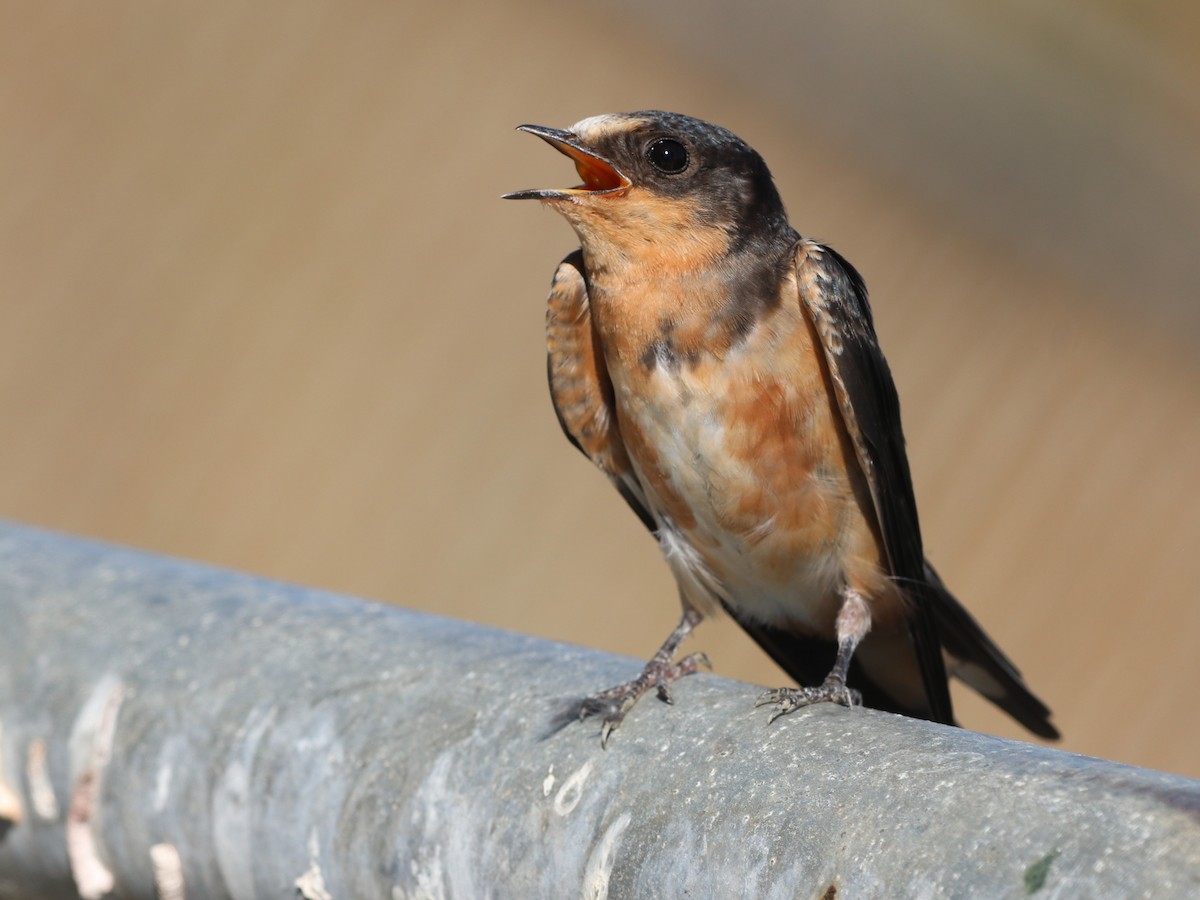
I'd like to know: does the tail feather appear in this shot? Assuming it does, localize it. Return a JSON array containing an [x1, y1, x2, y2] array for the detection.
[[721, 566, 1058, 741], [924, 562, 1059, 740]]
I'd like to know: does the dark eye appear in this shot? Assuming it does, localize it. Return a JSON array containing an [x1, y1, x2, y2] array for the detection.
[[646, 138, 689, 174]]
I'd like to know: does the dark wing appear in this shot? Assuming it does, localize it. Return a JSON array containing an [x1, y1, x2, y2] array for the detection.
[[794, 240, 956, 725], [794, 241, 1057, 738], [544, 250, 655, 530]]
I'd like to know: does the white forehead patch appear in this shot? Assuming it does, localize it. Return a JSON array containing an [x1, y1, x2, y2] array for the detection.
[[570, 113, 642, 142]]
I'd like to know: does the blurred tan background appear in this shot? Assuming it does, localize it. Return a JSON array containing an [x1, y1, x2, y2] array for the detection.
[[3, 2, 1199, 776]]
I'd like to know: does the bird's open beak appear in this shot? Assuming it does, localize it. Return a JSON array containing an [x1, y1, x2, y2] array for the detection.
[[503, 125, 631, 201]]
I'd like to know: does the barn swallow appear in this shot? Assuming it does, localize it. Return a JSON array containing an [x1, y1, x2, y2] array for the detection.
[[505, 111, 1058, 745]]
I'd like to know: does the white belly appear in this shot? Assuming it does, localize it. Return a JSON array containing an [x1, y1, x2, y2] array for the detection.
[[617, 360, 853, 633]]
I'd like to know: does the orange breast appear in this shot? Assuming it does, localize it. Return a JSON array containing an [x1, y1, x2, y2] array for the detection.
[[595, 272, 899, 636]]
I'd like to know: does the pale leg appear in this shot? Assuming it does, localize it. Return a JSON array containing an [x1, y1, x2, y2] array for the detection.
[[580, 606, 710, 746], [756, 587, 870, 723]]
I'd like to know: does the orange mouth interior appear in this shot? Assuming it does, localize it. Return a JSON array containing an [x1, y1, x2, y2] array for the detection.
[[551, 142, 627, 193], [570, 153, 625, 192]]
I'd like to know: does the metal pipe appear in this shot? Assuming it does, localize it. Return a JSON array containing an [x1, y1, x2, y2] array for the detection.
[[0, 522, 1197, 898]]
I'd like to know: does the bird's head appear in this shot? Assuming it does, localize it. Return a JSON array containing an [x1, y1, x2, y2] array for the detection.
[[504, 111, 792, 270]]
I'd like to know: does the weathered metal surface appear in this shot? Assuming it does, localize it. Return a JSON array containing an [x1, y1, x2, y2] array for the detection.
[[0, 523, 1197, 898]]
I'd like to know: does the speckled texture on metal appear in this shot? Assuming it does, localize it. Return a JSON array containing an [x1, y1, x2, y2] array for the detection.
[[1, 522, 1198, 898]]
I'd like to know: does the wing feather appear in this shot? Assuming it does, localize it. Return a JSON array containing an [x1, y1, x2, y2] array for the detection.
[[794, 240, 955, 724], [545, 251, 654, 529], [794, 241, 1056, 737]]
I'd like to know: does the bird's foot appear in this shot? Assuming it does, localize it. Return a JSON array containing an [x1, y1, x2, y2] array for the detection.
[[581, 651, 711, 747], [755, 678, 862, 725]]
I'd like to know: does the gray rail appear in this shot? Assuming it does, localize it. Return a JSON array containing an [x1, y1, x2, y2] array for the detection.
[[0, 523, 1197, 898]]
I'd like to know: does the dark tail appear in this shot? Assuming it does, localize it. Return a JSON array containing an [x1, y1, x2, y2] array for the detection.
[[924, 561, 1060, 740]]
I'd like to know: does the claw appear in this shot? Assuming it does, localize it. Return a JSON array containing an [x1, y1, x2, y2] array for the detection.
[[755, 687, 787, 708], [767, 704, 793, 726], [573, 609, 705, 746], [578, 653, 707, 745], [757, 679, 863, 725]]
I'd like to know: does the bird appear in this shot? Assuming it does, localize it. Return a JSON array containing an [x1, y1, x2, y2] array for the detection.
[[504, 111, 1058, 746]]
